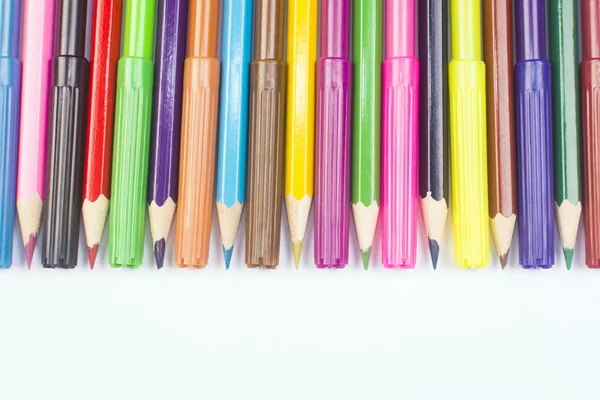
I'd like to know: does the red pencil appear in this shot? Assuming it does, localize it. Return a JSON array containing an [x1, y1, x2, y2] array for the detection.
[[82, 0, 122, 268]]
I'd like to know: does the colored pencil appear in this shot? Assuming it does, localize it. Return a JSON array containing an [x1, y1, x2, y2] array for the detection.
[[548, 0, 582, 269], [514, 0, 554, 269], [174, 0, 221, 268], [216, 0, 253, 269], [284, 0, 317, 268], [245, 0, 286, 269], [17, 0, 55, 268], [83, 0, 122, 269], [109, 0, 156, 268], [148, 0, 188, 269], [42, 0, 89, 269], [449, 0, 490, 268], [0, 0, 22, 269], [418, 0, 449, 269], [314, 0, 351, 269], [482, 0, 518, 267], [381, 0, 419, 269], [581, 0, 600, 268], [352, 0, 382, 269]]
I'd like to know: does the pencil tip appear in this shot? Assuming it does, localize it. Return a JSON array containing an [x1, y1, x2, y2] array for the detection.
[[88, 245, 99, 269], [499, 252, 509, 269], [154, 239, 166, 269], [24, 235, 36, 268], [223, 246, 233, 270], [428, 239, 440, 270], [361, 249, 371, 270], [292, 242, 303, 269], [563, 248, 574, 270]]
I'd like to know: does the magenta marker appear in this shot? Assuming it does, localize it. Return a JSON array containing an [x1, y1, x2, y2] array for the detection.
[[381, 0, 420, 268], [314, 0, 351, 268]]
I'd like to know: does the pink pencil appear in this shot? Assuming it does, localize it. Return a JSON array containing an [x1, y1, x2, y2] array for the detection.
[[17, 0, 55, 267], [381, 0, 419, 268]]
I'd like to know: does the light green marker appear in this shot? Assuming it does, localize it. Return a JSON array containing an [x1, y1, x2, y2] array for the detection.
[[109, 0, 156, 268]]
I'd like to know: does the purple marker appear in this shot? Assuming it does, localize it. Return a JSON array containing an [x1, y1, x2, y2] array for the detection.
[[147, 0, 189, 268], [514, 0, 554, 268], [314, 0, 351, 268]]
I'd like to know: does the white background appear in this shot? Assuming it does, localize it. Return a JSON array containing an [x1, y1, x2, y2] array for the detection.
[[2, 1, 598, 399], [1, 206, 600, 400]]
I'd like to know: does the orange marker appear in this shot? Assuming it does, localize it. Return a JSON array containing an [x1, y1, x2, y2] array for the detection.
[[174, 0, 221, 268]]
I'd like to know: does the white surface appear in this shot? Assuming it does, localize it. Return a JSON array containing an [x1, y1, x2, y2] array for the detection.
[[1, 207, 600, 400]]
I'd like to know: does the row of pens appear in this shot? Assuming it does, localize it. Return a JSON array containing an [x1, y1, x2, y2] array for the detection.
[[0, 0, 597, 271]]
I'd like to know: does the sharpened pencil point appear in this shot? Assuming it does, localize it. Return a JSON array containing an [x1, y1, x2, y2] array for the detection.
[[499, 252, 509, 269], [154, 239, 166, 269], [361, 248, 371, 270], [223, 246, 233, 270], [292, 241, 303, 269], [428, 239, 440, 270], [24, 234, 36, 269], [88, 245, 99, 269], [563, 248, 574, 270]]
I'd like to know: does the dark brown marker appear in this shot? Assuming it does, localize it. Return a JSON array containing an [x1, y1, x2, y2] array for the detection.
[[245, 0, 287, 268]]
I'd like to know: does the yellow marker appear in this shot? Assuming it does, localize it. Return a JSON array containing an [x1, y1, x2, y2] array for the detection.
[[285, 0, 318, 268], [449, 0, 490, 268]]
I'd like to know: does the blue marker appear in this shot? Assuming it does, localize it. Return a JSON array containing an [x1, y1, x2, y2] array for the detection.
[[0, 0, 22, 269], [215, 0, 253, 269]]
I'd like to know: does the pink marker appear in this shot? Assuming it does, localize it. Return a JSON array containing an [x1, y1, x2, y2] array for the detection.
[[381, 0, 419, 268], [17, 0, 55, 267]]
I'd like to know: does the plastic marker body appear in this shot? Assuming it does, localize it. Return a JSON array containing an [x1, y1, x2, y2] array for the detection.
[[43, 0, 90, 269], [581, 0, 600, 268], [418, 0, 448, 269], [83, 0, 122, 268], [285, 0, 317, 268], [514, 0, 554, 269], [314, 0, 351, 268], [482, 0, 518, 267], [174, 0, 221, 268], [449, 0, 489, 268], [17, 0, 55, 267], [381, 0, 419, 269], [109, 0, 156, 268], [216, 0, 253, 269], [549, 0, 582, 269], [245, 0, 286, 269], [352, 0, 382, 269], [148, 0, 188, 268], [0, 0, 21, 269]]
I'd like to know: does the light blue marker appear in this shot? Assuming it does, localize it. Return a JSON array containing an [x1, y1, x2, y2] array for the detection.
[[216, 0, 253, 269], [0, 0, 22, 269]]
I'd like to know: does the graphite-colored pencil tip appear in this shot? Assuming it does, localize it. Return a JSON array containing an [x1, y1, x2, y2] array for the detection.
[[88, 245, 99, 269], [428, 239, 440, 270], [292, 242, 303, 269], [223, 246, 233, 270], [563, 248, 574, 270], [499, 252, 509, 269], [24, 234, 36, 268], [361, 249, 371, 270], [154, 239, 166, 269]]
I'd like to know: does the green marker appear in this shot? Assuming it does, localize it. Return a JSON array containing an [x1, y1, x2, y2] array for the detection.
[[548, 0, 582, 270], [352, 0, 382, 270], [109, 0, 156, 268]]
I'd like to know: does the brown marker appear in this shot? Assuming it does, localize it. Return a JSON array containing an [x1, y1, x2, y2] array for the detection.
[[174, 0, 221, 268], [482, 0, 518, 267], [245, 0, 287, 268]]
